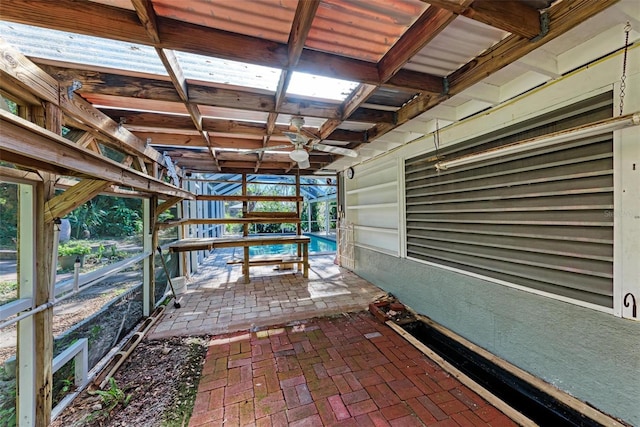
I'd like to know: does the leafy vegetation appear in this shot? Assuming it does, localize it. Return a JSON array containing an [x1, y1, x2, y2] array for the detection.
[[86, 377, 132, 423], [65, 195, 143, 239], [0, 183, 17, 249], [58, 242, 92, 256]]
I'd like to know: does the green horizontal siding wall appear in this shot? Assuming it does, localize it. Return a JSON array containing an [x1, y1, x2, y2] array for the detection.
[[405, 92, 614, 307]]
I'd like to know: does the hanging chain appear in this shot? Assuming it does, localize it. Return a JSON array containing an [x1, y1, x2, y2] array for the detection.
[[619, 22, 631, 116]]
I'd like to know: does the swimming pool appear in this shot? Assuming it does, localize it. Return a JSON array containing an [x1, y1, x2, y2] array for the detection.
[[248, 234, 336, 256]]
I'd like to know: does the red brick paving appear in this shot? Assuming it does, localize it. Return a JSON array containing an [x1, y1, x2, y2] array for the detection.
[[188, 312, 517, 426]]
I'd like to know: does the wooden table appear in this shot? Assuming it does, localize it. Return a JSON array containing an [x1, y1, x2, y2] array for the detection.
[[169, 235, 310, 283]]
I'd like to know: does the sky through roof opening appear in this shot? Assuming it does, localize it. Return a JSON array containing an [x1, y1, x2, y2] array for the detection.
[[287, 72, 360, 102], [175, 51, 282, 91]]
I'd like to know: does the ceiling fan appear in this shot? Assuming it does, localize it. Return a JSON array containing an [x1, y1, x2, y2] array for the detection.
[[248, 116, 358, 169]]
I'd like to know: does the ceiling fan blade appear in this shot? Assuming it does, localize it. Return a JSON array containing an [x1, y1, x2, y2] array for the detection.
[[297, 158, 311, 169], [244, 144, 292, 154], [313, 143, 358, 157]]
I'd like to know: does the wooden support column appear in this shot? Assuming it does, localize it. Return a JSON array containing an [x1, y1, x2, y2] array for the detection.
[[143, 196, 158, 315], [242, 174, 248, 237], [32, 102, 61, 426], [295, 174, 302, 265], [142, 198, 152, 316], [33, 175, 55, 427], [296, 174, 302, 235]]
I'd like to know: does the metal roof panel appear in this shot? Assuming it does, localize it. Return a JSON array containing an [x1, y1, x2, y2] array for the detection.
[[152, 0, 297, 44], [305, 0, 429, 62]]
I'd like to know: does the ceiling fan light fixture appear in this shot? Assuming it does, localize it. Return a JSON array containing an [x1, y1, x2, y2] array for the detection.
[[289, 147, 309, 162]]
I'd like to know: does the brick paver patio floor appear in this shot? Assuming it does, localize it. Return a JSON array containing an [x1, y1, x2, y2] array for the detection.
[[149, 248, 518, 426], [189, 312, 516, 426]]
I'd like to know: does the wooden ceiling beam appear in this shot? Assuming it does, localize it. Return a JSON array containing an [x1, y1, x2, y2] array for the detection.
[[135, 132, 210, 147], [424, 0, 542, 39], [288, 0, 320, 68], [0, 0, 442, 94], [0, 150, 71, 176], [0, 38, 168, 167], [0, 38, 59, 105], [271, 0, 320, 118], [365, 0, 618, 147], [131, 0, 161, 43], [62, 92, 163, 164], [39, 65, 351, 121], [0, 166, 43, 184], [103, 109, 369, 142], [1, 110, 193, 199], [131, 0, 219, 170], [447, 0, 618, 95]]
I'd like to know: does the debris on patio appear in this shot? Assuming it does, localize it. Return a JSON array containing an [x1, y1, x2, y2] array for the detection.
[[368, 294, 416, 325]]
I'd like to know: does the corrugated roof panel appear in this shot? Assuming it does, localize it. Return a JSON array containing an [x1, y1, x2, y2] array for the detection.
[[306, 0, 429, 62], [404, 16, 509, 76], [287, 72, 359, 102], [367, 87, 418, 108], [175, 51, 281, 91], [0, 21, 168, 76], [152, 0, 297, 44], [199, 106, 269, 123], [337, 121, 373, 131]]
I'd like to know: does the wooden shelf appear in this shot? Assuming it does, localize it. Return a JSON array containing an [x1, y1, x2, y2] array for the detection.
[[227, 256, 303, 266], [156, 216, 300, 230], [196, 195, 303, 202]]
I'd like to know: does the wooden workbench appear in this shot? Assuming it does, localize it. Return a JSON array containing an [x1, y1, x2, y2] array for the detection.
[[169, 235, 310, 283]]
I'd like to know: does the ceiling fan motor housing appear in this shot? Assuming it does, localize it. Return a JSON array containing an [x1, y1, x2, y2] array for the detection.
[[291, 116, 305, 131]]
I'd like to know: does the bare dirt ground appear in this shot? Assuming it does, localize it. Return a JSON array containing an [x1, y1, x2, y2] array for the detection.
[[50, 336, 208, 427]]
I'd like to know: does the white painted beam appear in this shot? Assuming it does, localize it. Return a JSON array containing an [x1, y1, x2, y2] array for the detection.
[[458, 81, 502, 104], [517, 48, 561, 78]]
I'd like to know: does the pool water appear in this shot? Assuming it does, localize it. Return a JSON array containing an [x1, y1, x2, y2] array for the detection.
[[249, 234, 336, 256]]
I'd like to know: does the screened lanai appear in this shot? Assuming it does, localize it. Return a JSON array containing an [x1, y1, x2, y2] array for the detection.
[[1, 1, 639, 426]]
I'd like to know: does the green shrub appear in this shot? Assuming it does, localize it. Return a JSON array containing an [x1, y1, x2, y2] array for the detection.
[[58, 242, 91, 256]]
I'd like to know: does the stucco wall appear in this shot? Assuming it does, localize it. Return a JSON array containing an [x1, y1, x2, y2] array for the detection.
[[354, 247, 640, 424]]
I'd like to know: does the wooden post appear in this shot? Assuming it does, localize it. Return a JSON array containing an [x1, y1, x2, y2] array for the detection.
[[295, 174, 302, 265], [31, 102, 61, 426], [142, 198, 152, 316], [242, 173, 248, 237], [33, 175, 55, 427], [148, 196, 159, 314], [296, 174, 302, 236]]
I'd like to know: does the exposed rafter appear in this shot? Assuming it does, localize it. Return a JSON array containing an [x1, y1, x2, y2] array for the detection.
[[0, 0, 620, 175], [1, 110, 193, 199], [424, 0, 543, 39]]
